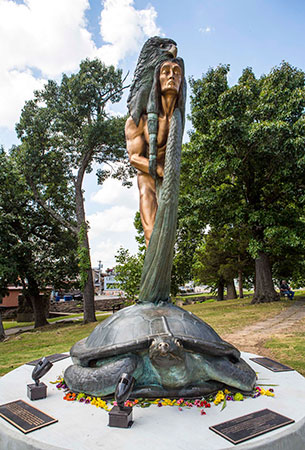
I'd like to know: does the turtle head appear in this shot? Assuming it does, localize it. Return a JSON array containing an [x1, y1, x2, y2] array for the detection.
[[149, 336, 184, 368]]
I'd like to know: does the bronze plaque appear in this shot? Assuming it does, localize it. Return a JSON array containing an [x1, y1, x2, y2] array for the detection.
[[250, 357, 293, 372], [0, 400, 58, 434], [26, 353, 69, 366], [210, 409, 294, 445]]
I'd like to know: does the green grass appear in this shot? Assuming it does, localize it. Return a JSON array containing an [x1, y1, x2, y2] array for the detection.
[[264, 320, 305, 376], [1, 294, 304, 377], [3, 312, 109, 330], [0, 315, 109, 376], [184, 296, 291, 335], [3, 321, 32, 330]]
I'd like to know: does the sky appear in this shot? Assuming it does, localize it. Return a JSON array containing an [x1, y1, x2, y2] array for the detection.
[[1, 0, 305, 269]]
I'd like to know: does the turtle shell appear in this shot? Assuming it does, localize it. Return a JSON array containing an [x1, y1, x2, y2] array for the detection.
[[70, 302, 240, 366]]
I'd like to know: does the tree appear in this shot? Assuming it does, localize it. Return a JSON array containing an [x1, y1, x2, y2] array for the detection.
[[183, 62, 305, 303], [0, 311, 4, 341], [114, 211, 183, 300], [16, 59, 131, 322], [193, 226, 253, 300], [0, 148, 79, 327], [114, 248, 144, 301]]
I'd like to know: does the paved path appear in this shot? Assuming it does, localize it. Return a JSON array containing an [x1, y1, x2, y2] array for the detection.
[[223, 298, 305, 354]]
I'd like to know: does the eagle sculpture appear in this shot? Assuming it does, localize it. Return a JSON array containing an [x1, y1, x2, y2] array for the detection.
[[127, 36, 177, 126], [127, 36, 178, 178]]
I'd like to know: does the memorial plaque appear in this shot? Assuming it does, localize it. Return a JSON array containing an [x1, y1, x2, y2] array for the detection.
[[210, 409, 294, 445], [250, 357, 293, 372], [26, 353, 69, 366], [0, 400, 58, 434]]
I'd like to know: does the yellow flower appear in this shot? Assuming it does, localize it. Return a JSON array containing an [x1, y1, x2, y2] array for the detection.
[[265, 390, 275, 397]]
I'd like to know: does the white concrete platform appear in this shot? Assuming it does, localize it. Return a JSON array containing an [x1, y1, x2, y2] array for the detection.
[[0, 352, 304, 450]]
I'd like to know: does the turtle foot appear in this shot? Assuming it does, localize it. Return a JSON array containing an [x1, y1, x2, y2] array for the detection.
[[64, 354, 140, 397], [130, 381, 224, 399]]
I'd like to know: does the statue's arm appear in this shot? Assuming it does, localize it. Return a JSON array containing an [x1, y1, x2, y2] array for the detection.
[[125, 116, 149, 174], [125, 116, 164, 178]]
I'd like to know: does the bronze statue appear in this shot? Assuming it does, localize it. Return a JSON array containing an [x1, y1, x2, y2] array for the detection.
[[126, 58, 184, 246], [126, 37, 186, 304], [64, 38, 256, 399]]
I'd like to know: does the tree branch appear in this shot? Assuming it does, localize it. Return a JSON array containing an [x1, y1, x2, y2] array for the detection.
[[101, 84, 130, 108], [27, 176, 78, 235]]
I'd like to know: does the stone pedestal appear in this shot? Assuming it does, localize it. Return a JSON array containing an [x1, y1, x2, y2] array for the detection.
[[0, 353, 305, 450], [27, 382, 47, 401], [108, 405, 133, 428]]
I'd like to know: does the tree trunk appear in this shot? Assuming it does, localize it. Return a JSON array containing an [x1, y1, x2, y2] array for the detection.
[[238, 270, 244, 298], [75, 180, 96, 323], [251, 251, 280, 303], [83, 242, 96, 323], [0, 311, 5, 341], [27, 276, 49, 328], [227, 279, 237, 299], [217, 279, 224, 301]]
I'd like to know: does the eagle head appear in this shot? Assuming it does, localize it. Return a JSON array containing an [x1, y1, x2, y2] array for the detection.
[[127, 36, 178, 125]]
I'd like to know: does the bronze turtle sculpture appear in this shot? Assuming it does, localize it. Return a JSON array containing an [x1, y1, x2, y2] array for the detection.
[[64, 302, 256, 398]]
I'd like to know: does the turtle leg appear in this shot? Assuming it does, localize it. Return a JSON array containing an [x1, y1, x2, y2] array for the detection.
[[131, 381, 223, 399], [176, 382, 224, 397], [203, 355, 257, 392], [64, 354, 142, 397], [131, 385, 169, 398]]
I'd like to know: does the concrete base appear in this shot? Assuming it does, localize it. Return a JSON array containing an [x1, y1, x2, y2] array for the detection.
[[0, 353, 305, 449]]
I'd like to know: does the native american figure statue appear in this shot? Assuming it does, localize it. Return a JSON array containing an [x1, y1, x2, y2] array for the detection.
[[64, 38, 256, 399], [125, 36, 186, 304]]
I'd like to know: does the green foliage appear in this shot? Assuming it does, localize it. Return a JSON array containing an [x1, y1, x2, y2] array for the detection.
[[180, 62, 305, 289], [133, 211, 146, 254], [114, 247, 144, 301], [193, 226, 253, 289], [0, 148, 78, 296], [16, 58, 131, 220]]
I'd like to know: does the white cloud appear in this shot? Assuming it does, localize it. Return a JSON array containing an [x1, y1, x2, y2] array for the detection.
[[97, 0, 161, 66], [91, 177, 138, 208], [90, 235, 138, 270], [0, 0, 95, 77], [87, 204, 139, 268], [88, 205, 136, 236], [0, 0, 160, 130], [87, 176, 139, 267], [0, 0, 96, 129], [0, 68, 45, 129], [199, 26, 214, 33]]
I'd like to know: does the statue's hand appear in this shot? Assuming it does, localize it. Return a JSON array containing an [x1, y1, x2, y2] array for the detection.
[[156, 164, 164, 178]]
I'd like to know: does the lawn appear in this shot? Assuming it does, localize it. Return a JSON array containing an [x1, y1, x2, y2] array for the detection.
[[2, 312, 108, 330], [0, 316, 109, 376], [264, 318, 305, 376], [184, 296, 291, 335], [1, 294, 304, 377]]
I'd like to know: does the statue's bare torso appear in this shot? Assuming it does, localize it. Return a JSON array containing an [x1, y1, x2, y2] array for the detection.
[[125, 60, 183, 245]]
